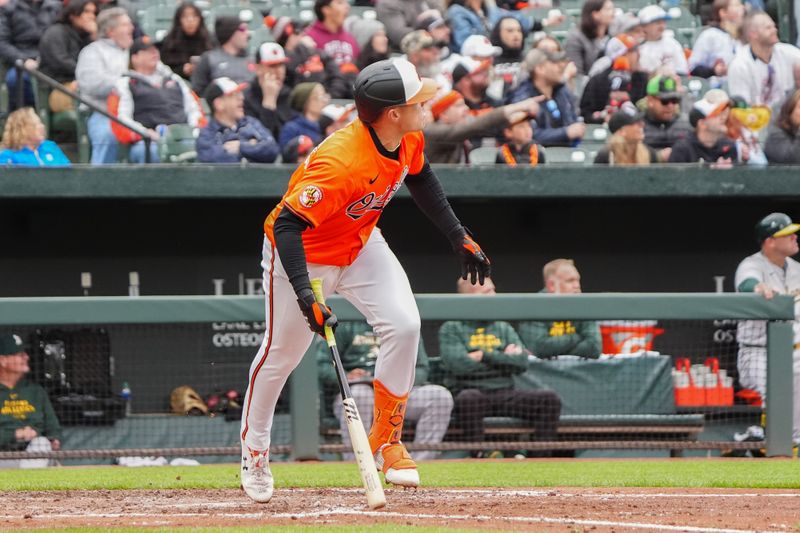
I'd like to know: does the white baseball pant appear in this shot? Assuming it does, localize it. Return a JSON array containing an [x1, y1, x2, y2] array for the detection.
[[240, 228, 421, 452], [737, 346, 800, 442]]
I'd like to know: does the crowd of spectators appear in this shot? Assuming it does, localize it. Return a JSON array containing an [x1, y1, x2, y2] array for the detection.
[[2, 0, 800, 166]]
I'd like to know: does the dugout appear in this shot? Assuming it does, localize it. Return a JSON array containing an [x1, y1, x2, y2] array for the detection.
[[1, 164, 798, 460]]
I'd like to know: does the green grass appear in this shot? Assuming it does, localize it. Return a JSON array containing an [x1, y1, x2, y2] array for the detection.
[[2, 459, 799, 491]]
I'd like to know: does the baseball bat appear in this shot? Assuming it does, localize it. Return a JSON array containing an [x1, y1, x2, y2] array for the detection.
[[310, 278, 386, 510]]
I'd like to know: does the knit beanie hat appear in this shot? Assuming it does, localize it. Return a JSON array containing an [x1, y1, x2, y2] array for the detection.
[[290, 82, 320, 112], [346, 16, 385, 50], [215, 16, 241, 46]]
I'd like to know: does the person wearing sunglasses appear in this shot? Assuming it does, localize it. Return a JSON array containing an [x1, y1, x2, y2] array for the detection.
[[643, 75, 690, 160], [191, 16, 252, 98]]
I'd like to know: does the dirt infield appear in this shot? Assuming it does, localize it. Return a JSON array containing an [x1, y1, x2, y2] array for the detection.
[[2, 486, 798, 531]]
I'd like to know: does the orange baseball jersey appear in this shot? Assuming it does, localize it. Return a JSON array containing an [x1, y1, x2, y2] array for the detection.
[[264, 118, 426, 266]]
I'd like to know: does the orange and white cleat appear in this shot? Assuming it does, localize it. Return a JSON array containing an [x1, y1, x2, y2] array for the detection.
[[375, 442, 419, 488], [240, 445, 273, 503]]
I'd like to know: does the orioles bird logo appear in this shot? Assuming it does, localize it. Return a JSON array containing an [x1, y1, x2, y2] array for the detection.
[[299, 185, 323, 208]]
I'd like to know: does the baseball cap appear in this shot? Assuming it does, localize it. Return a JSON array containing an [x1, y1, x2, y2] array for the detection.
[[605, 33, 639, 61], [353, 58, 439, 123], [203, 77, 248, 106], [451, 56, 491, 85], [415, 11, 447, 32], [400, 30, 436, 55], [281, 134, 315, 164], [522, 48, 568, 72], [608, 101, 644, 133], [755, 213, 800, 243], [692, 89, 729, 119], [646, 75, 681, 99], [0, 334, 25, 356], [130, 35, 156, 55], [319, 102, 354, 130], [638, 5, 670, 25], [430, 90, 464, 119], [610, 12, 641, 36], [461, 35, 502, 58], [256, 42, 289, 65], [265, 15, 296, 45]]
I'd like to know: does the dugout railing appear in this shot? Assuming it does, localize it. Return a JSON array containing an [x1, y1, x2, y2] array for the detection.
[[0, 293, 794, 462]]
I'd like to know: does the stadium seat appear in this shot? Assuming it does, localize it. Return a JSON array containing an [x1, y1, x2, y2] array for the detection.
[[209, 5, 262, 30], [546, 146, 589, 165], [585, 123, 609, 144], [469, 146, 498, 165], [159, 124, 198, 163], [141, 4, 175, 39], [682, 75, 709, 101]]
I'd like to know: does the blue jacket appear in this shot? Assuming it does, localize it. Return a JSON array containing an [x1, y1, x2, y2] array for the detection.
[[0, 140, 70, 166], [278, 115, 322, 149], [196, 116, 279, 163], [505, 80, 579, 147], [446, 4, 534, 53]]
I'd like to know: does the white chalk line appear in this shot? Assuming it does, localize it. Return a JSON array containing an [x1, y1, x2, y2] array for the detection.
[[0, 508, 781, 533], [150, 487, 800, 508]]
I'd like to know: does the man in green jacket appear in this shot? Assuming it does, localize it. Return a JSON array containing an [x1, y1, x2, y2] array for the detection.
[[316, 321, 454, 461], [0, 333, 62, 468], [438, 278, 561, 454], [518, 258, 602, 358]]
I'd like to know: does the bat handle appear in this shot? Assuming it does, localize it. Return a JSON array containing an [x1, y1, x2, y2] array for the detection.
[[310, 278, 336, 346]]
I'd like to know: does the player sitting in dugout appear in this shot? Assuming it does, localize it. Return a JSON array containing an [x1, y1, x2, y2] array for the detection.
[[517, 259, 602, 359], [0, 334, 62, 468], [315, 321, 453, 461], [439, 277, 561, 457]]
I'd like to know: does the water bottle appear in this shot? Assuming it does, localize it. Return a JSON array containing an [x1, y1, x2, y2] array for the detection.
[[121, 381, 132, 416]]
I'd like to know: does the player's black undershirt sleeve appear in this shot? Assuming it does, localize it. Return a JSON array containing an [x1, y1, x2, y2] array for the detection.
[[273, 208, 312, 295], [404, 159, 466, 247]]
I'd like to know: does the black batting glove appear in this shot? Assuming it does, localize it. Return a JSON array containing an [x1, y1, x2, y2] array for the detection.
[[297, 288, 338, 337], [453, 229, 491, 285]]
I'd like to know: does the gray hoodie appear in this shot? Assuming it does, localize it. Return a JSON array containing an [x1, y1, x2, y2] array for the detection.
[[75, 38, 129, 109]]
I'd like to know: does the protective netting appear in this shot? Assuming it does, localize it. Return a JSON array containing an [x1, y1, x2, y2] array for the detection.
[[0, 315, 770, 465]]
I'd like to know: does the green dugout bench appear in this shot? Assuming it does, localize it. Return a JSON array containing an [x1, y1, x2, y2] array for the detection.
[[324, 355, 706, 455]]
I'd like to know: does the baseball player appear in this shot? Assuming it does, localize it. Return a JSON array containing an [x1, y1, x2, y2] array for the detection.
[[735, 212, 800, 444], [239, 57, 495, 504]]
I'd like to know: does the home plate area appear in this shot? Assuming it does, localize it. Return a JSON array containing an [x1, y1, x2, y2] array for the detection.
[[2, 487, 798, 531]]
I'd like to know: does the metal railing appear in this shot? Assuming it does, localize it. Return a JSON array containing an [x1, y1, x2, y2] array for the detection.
[[12, 60, 154, 163]]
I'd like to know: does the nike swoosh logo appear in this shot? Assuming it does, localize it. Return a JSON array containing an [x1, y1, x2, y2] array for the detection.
[[369, 173, 379, 184]]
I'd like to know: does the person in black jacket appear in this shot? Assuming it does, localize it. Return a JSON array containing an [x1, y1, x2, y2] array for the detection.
[[765, 89, 800, 164], [39, 0, 96, 83], [197, 77, 280, 164], [642, 75, 691, 154], [505, 48, 585, 147], [38, 0, 96, 113], [668, 89, 738, 165], [580, 33, 647, 124], [0, 0, 63, 109], [157, 2, 212, 80], [244, 42, 293, 143]]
